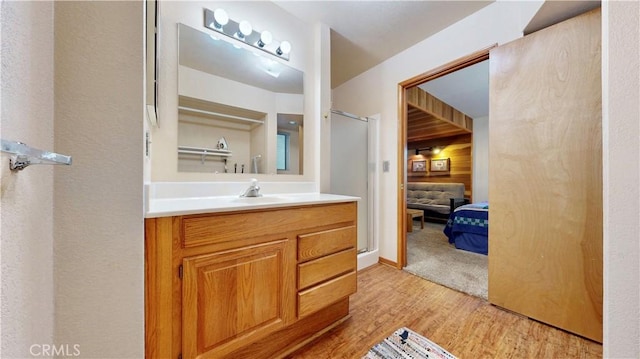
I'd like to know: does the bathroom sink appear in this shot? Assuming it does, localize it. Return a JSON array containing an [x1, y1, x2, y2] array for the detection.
[[230, 196, 291, 204]]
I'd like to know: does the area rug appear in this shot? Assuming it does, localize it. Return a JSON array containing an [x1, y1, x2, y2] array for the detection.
[[362, 327, 457, 359], [404, 221, 488, 299]]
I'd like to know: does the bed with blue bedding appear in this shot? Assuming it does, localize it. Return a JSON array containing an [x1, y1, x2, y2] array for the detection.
[[443, 202, 489, 255]]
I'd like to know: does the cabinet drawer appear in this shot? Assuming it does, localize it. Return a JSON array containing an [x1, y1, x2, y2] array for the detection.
[[182, 202, 356, 248], [298, 271, 357, 318], [298, 226, 355, 262], [298, 248, 356, 290]]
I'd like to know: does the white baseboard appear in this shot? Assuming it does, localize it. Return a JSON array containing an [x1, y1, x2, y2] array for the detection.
[[357, 249, 379, 271]]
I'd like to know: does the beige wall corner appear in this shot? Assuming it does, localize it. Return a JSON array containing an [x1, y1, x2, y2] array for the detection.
[[53, 2, 144, 357]]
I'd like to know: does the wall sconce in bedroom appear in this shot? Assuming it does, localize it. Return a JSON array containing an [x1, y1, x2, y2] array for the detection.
[[415, 146, 442, 155], [204, 8, 291, 61]]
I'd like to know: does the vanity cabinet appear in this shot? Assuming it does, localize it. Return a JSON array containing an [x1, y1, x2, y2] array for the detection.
[[145, 201, 357, 359]]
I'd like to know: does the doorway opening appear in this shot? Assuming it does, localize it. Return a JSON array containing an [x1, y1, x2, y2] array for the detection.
[[397, 47, 492, 298]]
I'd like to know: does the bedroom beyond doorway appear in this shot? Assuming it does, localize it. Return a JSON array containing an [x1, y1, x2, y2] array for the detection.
[[404, 221, 488, 299]]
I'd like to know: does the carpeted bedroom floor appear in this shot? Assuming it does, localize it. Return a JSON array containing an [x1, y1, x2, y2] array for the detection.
[[404, 221, 488, 300]]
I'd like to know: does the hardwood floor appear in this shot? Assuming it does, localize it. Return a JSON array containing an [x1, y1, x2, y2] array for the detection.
[[289, 264, 602, 359]]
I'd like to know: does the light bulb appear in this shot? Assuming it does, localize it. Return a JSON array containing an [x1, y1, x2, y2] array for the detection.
[[257, 30, 272, 47], [238, 20, 252, 38], [277, 41, 291, 55], [212, 9, 229, 30]]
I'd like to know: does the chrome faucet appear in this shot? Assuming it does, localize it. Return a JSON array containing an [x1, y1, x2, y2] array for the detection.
[[240, 178, 262, 197]]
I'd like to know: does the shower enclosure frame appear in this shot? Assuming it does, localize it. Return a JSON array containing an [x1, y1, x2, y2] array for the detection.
[[329, 109, 378, 258]]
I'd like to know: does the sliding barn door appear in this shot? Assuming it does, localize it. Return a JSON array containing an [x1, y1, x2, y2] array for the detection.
[[488, 8, 602, 342]]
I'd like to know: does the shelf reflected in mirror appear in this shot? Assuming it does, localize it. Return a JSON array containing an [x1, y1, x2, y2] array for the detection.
[[177, 23, 304, 175]]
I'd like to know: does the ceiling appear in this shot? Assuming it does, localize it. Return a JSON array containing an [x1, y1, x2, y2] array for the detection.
[[524, 0, 601, 35], [274, 1, 493, 88], [419, 60, 489, 119]]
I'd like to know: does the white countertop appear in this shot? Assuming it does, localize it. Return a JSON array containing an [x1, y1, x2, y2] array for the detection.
[[145, 193, 360, 218]]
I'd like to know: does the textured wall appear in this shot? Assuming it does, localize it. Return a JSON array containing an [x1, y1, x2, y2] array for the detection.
[[0, 2, 55, 357], [53, 2, 144, 357], [603, 1, 640, 357]]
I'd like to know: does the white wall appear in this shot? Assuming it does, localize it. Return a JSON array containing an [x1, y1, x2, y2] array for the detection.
[[179, 66, 281, 113], [602, 1, 640, 357], [332, 1, 544, 262], [53, 2, 144, 357], [472, 116, 489, 203], [0, 2, 55, 357], [152, 1, 318, 183], [276, 93, 305, 115], [318, 22, 332, 193]]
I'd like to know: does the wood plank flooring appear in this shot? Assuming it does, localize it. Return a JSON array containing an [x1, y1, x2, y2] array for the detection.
[[288, 264, 602, 359]]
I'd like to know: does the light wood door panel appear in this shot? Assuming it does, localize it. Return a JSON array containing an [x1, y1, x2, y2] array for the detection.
[[182, 240, 290, 358], [488, 8, 602, 342]]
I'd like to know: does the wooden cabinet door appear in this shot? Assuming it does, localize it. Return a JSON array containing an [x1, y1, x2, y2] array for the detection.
[[182, 240, 294, 358], [488, 8, 602, 342]]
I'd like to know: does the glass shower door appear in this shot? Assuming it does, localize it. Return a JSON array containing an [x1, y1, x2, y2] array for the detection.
[[330, 111, 372, 253]]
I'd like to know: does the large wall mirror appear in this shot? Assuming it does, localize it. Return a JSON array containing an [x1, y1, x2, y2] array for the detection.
[[177, 23, 304, 175]]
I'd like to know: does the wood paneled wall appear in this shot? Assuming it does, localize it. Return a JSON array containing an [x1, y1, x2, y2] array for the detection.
[[406, 87, 473, 131], [408, 105, 470, 141], [408, 134, 472, 198]]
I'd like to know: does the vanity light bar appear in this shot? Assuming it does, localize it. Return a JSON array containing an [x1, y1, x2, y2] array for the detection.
[[204, 8, 291, 61]]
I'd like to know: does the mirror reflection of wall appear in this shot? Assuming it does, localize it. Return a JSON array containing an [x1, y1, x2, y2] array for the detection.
[[178, 96, 266, 173], [177, 23, 304, 175], [276, 114, 303, 175]]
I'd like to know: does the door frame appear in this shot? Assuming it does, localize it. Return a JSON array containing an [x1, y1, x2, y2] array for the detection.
[[396, 46, 494, 268]]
